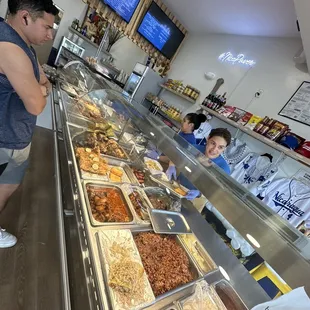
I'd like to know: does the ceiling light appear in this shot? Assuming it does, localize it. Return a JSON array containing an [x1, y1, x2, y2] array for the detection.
[[185, 166, 192, 173], [150, 132, 155, 136], [219, 266, 230, 281], [166, 188, 171, 195], [246, 234, 260, 248]]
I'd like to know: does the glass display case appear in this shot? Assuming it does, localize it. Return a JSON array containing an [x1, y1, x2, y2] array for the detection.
[[52, 64, 310, 310], [58, 62, 113, 97]]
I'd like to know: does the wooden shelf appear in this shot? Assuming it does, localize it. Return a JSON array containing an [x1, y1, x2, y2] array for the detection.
[[144, 99, 181, 128], [200, 105, 310, 168], [159, 84, 196, 104]]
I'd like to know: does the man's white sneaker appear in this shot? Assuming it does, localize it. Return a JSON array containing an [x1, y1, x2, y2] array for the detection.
[[0, 227, 17, 248]]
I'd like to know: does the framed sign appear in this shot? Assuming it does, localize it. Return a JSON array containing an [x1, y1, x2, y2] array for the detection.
[[279, 81, 310, 126]]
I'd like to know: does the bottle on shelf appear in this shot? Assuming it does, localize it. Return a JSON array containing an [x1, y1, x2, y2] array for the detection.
[[187, 86, 193, 98], [207, 94, 214, 107], [190, 88, 196, 99], [209, 95, 216, 110], [221, 92, 227, 107], [202, 96, 208, 106], [215, 94, 225, 110], [215, 96, 221, 110], [210, 95, 217, 110], [206, 94, 214, 108]]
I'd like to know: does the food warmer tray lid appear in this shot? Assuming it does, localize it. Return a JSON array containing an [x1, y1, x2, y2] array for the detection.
[[148, 209, 192, 234]]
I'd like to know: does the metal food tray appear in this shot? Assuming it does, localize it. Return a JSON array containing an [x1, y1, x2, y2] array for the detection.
[[132, 230, 203, 307], [65, 96, 107, 122], [143, 187, 182, 212], [148, 209, 192, 235], [67, 113, 96, 129], [101, 144, 132, 164], [144, 157, 164, 175], [177, 281, 227, 310], [213, 280, 248, 310], [72, 130, 132, 164], [121, 184, 153, 224], [82, 181, 137, 227], [67, 107, 106, 125], [96, 230, 156, 310], [150, 174, 189, 198], [179, 234, 218, 275], [130, 164, 158, 188], [60, 82, 79, 97], [80, 157, 139, 185]]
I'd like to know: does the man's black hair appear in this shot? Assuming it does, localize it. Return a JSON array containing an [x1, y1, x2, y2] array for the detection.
[[209, 128, 232, 146], [8, 0, 59, 17]]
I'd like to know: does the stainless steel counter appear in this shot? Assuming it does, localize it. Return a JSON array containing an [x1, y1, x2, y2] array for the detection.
[[49, 81, 277, 310]]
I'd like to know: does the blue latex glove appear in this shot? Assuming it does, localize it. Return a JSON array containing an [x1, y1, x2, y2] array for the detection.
[[185, 190, 201, 201], [145, 150, 159, 160], [166, 165, 177, 181]]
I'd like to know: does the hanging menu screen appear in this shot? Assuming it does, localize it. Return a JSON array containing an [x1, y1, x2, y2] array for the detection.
[[103, 0, 140, 23], [137, 2, 185, 59], [138, 12, 171, 50]]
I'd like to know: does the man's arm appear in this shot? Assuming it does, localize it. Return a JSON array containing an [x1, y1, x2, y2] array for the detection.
[[37, 59, 51, 94], [0, 43, 47, 116]]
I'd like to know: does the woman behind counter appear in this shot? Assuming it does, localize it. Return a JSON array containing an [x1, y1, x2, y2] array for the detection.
[[174, 112, 204, 144], [167, 128, 232, 200], [194, 114, 212, 146], [146, 113, 204, 160]]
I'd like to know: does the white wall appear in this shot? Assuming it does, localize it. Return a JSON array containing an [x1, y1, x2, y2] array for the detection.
[[53, 0, 87, 49], [0, 0, 8, 18], [109, 36, 148, 75], [164, 34, 310, 139]]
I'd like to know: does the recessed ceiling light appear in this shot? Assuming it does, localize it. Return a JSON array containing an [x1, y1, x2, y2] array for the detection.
[[246, 234, 260, 248], [185, 166, 192, 173]]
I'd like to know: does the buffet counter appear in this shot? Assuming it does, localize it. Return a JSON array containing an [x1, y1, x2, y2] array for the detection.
[[49, 62, 275, 310], [50, 62, 310, 310]]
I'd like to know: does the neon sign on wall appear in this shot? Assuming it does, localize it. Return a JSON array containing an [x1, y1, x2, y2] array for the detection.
[[218, 52, 256, 66]]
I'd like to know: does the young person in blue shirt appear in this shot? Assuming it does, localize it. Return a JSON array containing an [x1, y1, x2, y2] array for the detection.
[[177, 113, 201, 144], [166, 128, 232, 200], [146, 113, 203, 160]]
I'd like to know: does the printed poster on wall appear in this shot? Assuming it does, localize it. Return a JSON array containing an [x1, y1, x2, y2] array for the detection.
[[279, 81, 310, 126]]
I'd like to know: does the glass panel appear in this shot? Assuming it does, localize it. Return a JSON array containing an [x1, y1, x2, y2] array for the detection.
[[58, 69, 310, 263]]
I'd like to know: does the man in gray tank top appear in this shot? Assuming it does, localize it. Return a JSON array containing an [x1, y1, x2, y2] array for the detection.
[[0, 0, 59, 248]]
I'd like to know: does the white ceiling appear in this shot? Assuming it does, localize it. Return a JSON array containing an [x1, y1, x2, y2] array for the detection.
[[163, 0, 299, 37]]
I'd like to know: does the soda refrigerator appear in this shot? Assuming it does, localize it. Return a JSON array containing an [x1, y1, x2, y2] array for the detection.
[[123, 63, 164, 104]]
